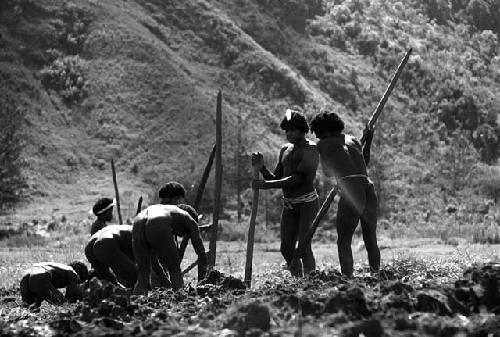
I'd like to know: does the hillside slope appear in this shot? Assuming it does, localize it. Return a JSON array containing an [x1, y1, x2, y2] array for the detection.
[[0, 0, 498, 232]]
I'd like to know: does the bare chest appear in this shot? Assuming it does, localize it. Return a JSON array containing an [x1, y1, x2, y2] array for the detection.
[[281, 146, 303, 171]]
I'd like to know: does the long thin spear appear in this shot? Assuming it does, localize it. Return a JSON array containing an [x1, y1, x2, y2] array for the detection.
[[293, 48, 413, 260], [178, 144, 216, 260], [111, 159, 123, 225], [136, 196, 143, 216]]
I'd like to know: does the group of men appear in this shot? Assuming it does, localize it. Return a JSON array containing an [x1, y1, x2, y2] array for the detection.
[[19, 109, 380, 307], [21, 182, 208, 307], [251, 110, 380, 278]]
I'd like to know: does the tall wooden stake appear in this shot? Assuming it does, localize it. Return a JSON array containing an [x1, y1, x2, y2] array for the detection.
[[244, 166, 260, 287], [209, 90, 222, 268], [111, 159, 123, 225]]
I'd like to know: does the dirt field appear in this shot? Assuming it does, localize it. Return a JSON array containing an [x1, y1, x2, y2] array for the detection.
[[1, 239, 499, 336]]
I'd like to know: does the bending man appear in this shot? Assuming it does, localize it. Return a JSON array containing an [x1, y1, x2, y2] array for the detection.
[[133, 204, 207, 294], [310, 111, 380, 277], [20, 261, 88, 307]]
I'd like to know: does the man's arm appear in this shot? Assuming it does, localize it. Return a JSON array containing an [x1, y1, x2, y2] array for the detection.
[[253, 148, 285, 180], [65, 272, 82, 303], [254, 146, 318, 189], [361, 127, 374, 165], [185, 218, 207, 281]]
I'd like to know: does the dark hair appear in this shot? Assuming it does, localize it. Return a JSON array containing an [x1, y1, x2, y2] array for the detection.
[[69, 261, 89, 283], [177, 204, 199, 223], [279, 110, 309, 133], [92, 198, 114, 216], [159, 181, 186, 199], [310, 111, 344, 135]]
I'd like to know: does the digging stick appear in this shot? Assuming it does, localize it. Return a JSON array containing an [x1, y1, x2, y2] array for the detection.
[[111, 159, 123, 225], [209, 90, 223, 268], [244, 166, 260, 287], [136, 196, 143, 216], [178, 144, 216, 260], [294, 48, 413, 259], [182, 250, 212, 276], [361, 48, 412, 143]]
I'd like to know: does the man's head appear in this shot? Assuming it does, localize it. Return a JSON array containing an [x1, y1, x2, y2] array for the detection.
[[69, 261, 89, 283], [310, 111, 344, 139], [92, 198, 115, 221], [280, 109, 309, 144], [159, 181, 186, 205], [177, 204, 199, 223]]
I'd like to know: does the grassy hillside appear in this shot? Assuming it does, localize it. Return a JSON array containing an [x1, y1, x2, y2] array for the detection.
[[0, 0, 498, 238]]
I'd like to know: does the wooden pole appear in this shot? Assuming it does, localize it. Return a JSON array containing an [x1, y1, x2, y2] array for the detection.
[[209, 90, 222, 268], [136, 196, 143, 216], [244, 166, 260, 287], [111, 159, 123, 225], [178, 144, 216, 260], [236, 114, 242, 225]]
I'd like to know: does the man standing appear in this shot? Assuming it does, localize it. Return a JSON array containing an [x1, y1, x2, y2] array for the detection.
[[309, 111, 380, 277], [251, 109, 319, 277]]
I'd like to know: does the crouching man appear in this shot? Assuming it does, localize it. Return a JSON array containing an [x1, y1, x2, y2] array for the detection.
[[85, 224, 137, 288], [133, 204, 208, 294], [20, 261, 88, 307]]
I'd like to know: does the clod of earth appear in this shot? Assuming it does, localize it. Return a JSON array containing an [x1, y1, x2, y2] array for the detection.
[[222, 301, 271, 336]]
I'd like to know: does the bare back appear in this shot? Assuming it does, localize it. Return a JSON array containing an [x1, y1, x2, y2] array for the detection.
[[317, 134, 367, 179], [30, 262, 77, 288]]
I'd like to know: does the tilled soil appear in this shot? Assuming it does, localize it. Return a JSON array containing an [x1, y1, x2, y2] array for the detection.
[[0, 264, 499, 336]]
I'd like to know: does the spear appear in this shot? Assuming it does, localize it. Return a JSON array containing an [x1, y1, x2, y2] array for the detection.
[[178, 144, 216, 260], [111, 159, 123, 225], [293, 48, 413, 260], [136, 196, 143, 216]]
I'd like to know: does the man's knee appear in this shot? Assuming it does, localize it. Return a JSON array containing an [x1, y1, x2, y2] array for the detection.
[[93, 239, 117, 265]]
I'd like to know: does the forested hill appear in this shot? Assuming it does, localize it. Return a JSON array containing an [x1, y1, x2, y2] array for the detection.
[[0, 0, 498, 227]]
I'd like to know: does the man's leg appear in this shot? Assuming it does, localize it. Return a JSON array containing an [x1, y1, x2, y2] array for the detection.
[[20, 274, 37, 306], [29, 272, 65, 305], [89, 239, 120, 285], [132, 217, 151, 295], [297, 199, 319, 275], [336, 197, 361, 277], [280, 207, 300, 272], [360, 181, 380, 273], [147, 222, 182, 290]]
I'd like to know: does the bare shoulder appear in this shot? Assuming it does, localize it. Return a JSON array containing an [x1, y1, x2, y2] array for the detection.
[[280, 143, 292, 152], [304, 138, 318, 150], [305, 138, 317, 146], [345, 134, 362, 148]]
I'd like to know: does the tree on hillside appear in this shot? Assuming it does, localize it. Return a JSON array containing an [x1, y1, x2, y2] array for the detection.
[[0, 98, 26, 212], [466, 0, 500, 34]]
